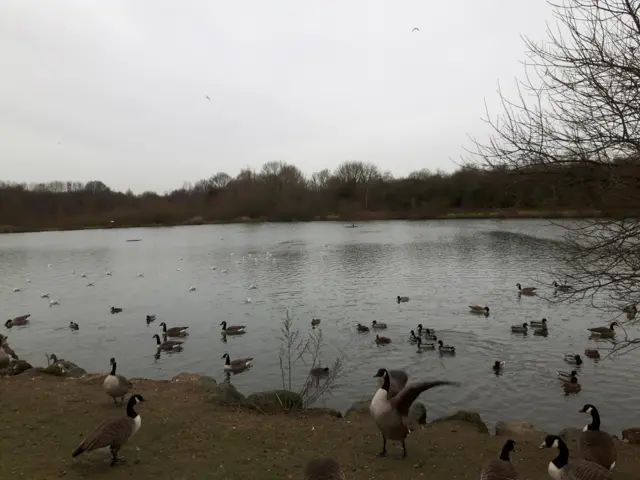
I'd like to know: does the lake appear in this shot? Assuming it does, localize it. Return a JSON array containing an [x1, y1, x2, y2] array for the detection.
[[1, 220, 637, 435]]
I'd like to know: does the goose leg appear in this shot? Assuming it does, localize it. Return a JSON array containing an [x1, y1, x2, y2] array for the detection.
[[399, 440, 407, 459], [376, 434, 387, 457], [109, 447, 124, 466], [112, 396, 117, 405]]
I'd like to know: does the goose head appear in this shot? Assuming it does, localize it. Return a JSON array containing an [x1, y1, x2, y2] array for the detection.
[[4, 320, 12, 328], [221, 353, 229, 360], [579, 403, 596, 414], [220, 321, 227, 328], [109, 357, 116, 366], [131, 394, 145, 404], [438, 340, 444, 347], [484, 307, 490, 313], [539, 434, 561, 449], [373, 368, 388, 379], [152, 334, 161, 344]]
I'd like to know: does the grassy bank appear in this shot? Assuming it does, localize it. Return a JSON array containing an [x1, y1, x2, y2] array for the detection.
[[1, 372, 638, 479], [0, 209, 611, 234]]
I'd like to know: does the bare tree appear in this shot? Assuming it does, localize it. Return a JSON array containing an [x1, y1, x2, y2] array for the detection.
[[467, 0, 640, 352]]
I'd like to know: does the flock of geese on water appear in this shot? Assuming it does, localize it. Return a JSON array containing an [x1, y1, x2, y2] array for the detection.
[[2, 262, 639, 479]]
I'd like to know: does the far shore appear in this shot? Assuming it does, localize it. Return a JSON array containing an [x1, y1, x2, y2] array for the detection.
[[0, 208, 621, 235], [1, 369, 639, 479]]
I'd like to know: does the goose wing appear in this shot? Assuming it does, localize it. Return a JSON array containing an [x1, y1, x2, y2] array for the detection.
[[229, 357, 253, 367], [563, 459, 612, 480], [391, 380, 460, 416], [480, 458, 517, 480], [74, 417, 135, 453], [578, 430, 616, 470], [167, 326, 188, 333], [115, 374, 133, 388]]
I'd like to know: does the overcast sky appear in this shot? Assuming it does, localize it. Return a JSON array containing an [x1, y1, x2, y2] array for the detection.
[[0, 1, 552, 193]]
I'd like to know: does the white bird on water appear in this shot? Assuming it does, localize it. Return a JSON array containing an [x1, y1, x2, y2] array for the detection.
[[41, 293, 50, 298], [189, 286, 197, 292], [221, 269, 228, 273], [26, 278, 31, 283], [249, 284, 257, 290], [245, 297, 252, 304], [137, 273, 144, 278], [13, 287, 21, 292], [106, 271, 112, 276], [211, 266, 217, 270], [86, 282, 95, 287], [49, 299, 60, 307]]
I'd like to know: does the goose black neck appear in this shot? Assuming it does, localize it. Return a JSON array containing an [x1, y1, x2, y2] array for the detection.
[[110, 362, 117, 375], [161, 323, 167, 332], [224, 355, 230, 366], [499, 444, 512, 462], [551, 439, 569, 469], [126, 398, 138, 418], [381, 372, 390, 391], [154, 336, 160, 345], [587, 408, 601, 430]]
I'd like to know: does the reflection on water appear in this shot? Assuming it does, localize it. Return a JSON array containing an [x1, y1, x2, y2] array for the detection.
[[0, 220, 637, 434]]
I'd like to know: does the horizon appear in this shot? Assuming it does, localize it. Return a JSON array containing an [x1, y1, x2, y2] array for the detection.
[[1, 1, 552, 193]]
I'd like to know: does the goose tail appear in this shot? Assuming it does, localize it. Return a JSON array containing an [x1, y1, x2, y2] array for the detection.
[[71, 446, 85, 457]]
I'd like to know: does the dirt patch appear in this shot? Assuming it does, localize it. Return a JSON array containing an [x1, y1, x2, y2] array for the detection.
[[1, 374, 638, 479]]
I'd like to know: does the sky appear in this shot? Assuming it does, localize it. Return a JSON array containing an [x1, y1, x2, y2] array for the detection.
[[0, 1, 553, 193]]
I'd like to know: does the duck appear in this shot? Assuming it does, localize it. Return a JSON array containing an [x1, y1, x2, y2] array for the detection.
[[622, 428, 640, 444], [539, 434, 612, 480], [69, 322, 79, 331], [437, 339, 455, 353], [590, 329, 615, 340], [553, 281, 573, 291], [534, 328, 549, 337], [188, 286, 197, 292], [577, 404, 617, 470], [303, 458, 345, 480], [5, 314, 30, 328], [516, 283, 537, 294], [510, 323, 529, 333], [622, 304, 637, 315], [159, 322, 189, 337], [409, 330, 420, 343], [145, 314, 156, 325], [558, 371, 581, 394], [530, 318, 548, 328], [310, 366, 330, 386], [588, 322, 618, 335], [357, 323, 370, 332], [557, 370, 578, 382], [220, 321, 246, 335], [311, 318, 321, 326], [369, 368, 459, 458], [110, 307, 123, 314], [72, 394, 145, 466], [49, 299, 60, 307], [152, 334, 183, 351], [480, 439, 518, 480], [584, 349, 600, 359], [397, 295, 410, 303], [371, 320, 387, 329], [493, 360, 505, 373], [416, 336, 437, 351], [375, 335, 391, 345], [103, 357, 132, 405], [221, 353, 253, 374], [563, 354, 583, 365], [469, 305, 490, 315], [40, 293, 50, 298], [417, 325, 437, 339]]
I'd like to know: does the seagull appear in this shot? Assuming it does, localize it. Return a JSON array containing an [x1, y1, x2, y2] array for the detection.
[[412, 27, 419, 32], [188, 286, 196, 292]]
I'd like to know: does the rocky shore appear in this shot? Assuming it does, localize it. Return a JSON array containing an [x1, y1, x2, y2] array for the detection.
[[1, 365, 639, 479]]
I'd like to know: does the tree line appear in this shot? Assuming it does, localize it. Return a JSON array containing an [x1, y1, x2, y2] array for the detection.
[[1, 158, 636, 232]]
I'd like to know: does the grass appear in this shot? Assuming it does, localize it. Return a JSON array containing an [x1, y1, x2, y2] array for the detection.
[[1, 372, 639, 479]]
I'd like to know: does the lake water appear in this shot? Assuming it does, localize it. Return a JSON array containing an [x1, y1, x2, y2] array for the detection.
[[1, 220, 638, 435]]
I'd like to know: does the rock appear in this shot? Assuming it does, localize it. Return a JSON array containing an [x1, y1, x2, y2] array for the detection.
[[559, 428, 583, 442], [495, 420, 543, 439], [431, 410, 489, 434], [409, 402, 427, 425], [306, 407, 343, 418], [39, 359, 86, 378], [0, 360, 32, 376], [172, 373, 218, 393], [207, 381, 246, 405], [344, 399, 370, 417], [246, 390, 303, 410], [622, 428, 640, 444]]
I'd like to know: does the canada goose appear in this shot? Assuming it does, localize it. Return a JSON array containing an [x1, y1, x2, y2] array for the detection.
[[590, 330, 615, 340], [510, 323, 528, 333], [415, 336, 436, 351], [103, 358, 132, 405], [311, 318, 321, 326], [371, 321, 387, 329], [221, 353, 253, 374], [516, 283, 536, 294], [577, 404, 617, 470], [375, 335, 391, 345], [563, 354, 583, 365], [539, 435, 612, 480], [69, 322, 79, 331], [72, 394, 145, 466], [587, 322, 618, 335], [553, 281, 573, 291], [110, 307, 122, 314], [530, 318, 548, 328], [5, 314, 30, 328], [584, 349, 600, 359], [357, 323, 370, 332], [469, 305, 490, 315], [493, 360, 505, 373], [534, 328, 549, 337], [480, 439, 518, 480], [220, 321, 246, 335], [159, 322, 189, 337], [437, 339, 455, 353], [303, 458, 345, 480], [370, 368, 459, 458], [152, 334, 183, 351], [397, 295, 409, 303]]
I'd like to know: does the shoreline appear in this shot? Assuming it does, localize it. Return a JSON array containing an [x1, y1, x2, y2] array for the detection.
[[0, 208, 615, 234], [1, 370, 639, 479]]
